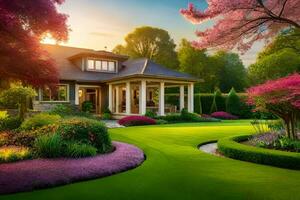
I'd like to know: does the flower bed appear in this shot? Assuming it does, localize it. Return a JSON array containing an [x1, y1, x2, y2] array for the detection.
[[211, 111, 238, 120], [218, 135, 300, 169], [0, 141, 145, 194]]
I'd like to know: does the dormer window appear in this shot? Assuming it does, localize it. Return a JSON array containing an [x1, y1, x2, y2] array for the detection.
[[87, 59, 116, 72]]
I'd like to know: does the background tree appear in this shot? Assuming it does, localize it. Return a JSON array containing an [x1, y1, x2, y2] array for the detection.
[[210, 89, 225, 113], [180, 0, 300, 52], [0, 85, 36, 120], [247, 74, 300, 139], [113, 26, 179, 70], [178, 39, 220, 92], [248, 28, 300, 85], [0, 0, 68, 87], [212, 51, 247, 92]]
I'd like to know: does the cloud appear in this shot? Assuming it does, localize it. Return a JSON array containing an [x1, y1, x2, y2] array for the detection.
[[89, 32, 116, 38]]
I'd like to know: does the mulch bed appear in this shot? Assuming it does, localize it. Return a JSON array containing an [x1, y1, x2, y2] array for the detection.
[[0, 141, 145, 194]]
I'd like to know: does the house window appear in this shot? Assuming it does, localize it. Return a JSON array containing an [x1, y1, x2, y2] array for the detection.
[[41, 84, 68, 102], [86, 59, 116, 72]]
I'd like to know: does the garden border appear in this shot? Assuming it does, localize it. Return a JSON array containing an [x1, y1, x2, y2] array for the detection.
[[0, 141, 145, 194], [218, 135, 300, 169]]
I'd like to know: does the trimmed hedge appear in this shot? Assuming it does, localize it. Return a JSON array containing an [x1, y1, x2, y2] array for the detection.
[[218, 135, 300, 169]]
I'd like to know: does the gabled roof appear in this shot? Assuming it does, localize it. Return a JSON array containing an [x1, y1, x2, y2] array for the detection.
[[42, 44, 199, 83], [113, 58, 198, 82]]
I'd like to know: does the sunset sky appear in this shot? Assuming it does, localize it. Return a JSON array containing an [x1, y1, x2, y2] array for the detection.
[[45, 0, 263, 67]]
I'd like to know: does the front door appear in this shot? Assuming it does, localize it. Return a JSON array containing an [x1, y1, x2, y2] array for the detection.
[[79, 87, 100, 114]]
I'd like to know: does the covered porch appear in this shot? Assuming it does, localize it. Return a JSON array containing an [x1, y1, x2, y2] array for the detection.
[[107, 78, 195, 117]]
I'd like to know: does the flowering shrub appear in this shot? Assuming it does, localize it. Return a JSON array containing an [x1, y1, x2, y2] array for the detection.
[[118, 116, 156, 126], [211, 111, 238, 120], [20, 113, 61, 131], [247, 73, 300, 139]]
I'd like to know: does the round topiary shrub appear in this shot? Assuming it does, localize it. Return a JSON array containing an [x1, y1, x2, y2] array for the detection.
[[118, 116, 156, 126], [20, 113, 61, 131], [56, 117, 112, 153]]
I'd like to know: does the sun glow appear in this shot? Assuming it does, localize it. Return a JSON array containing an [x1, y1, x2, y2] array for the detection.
[[40, 34, 58, 45]]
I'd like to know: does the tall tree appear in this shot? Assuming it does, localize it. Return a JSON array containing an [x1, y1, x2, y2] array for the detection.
[[0, 0, 68, 87], [177, 39, 219, 92], [248, 28, 300, 84], [212, 51, 247, 92], [180, 0, 300, 52], [113, 26, 179, 70]]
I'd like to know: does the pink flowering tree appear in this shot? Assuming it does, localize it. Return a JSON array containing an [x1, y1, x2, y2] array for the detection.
[[247, 74, 300, 139], [0, 0, 68, 87], [180, 0, 300, 52]]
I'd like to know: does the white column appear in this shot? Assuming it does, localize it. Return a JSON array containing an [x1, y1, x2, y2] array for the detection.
[[159, 82, 165, 116], [75, 84, 79, 105], [108, 84, 113, 112], [180, 85, 185, 111], [139, 80, 146, 115], [188, 83, 194, 113], [126, 82, 131, 115], [115, 86, 120, 114]]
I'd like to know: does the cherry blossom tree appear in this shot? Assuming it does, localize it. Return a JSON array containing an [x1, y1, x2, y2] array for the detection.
[[0, 0, 68, 87], [180, 0, 300, 52], [247, 74, 300, 139]]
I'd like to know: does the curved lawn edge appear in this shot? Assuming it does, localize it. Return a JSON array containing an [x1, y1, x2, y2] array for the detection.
[[0, 141, 145, 194], [218, 135, 300, 169]]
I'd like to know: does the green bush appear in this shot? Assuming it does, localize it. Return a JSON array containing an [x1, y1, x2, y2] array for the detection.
[[34, 134, 63, 158], [0, 117, 22, 131], [64, 142, 97, 158], [218, 135, 300, 169], [155, 119, 168, 125], [226, 88, 241, 116], [102, 113, 111, 120], [145, 110, 157, 119], [56, 117, 112, 153], [82, 101, 93, 113], [163, 113, 182, 122], [0, 146, 32, 163], [20, 113, 61, 131], [210, 89, 225, 113], [181, 109, 201, 121], [48, 104, 75, 116]]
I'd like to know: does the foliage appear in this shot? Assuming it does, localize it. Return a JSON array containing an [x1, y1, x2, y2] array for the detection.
[[56, 117, 111, 153], [211, 112, 238, 120], [0, 111, 8, 120], [218, 135, 300, 169], [20, 113, 61, 131], [211, 51, 247, 92], [145, 110, 157, 119], [64, 142, 97, 158], [0, 85, 36, 120], [210, 89, 225, 113], [102, 113, 112, 120], [181, 1, 300, 52], [250, 120, 270, 135], [82, 101, 93, 113], [48, 104, 97, 119], [155, 119, 168, 125], [226, 88, 241, 116], [0, 0, 68, 86], [103, 107, 112, 114], [0, 117, 22, 131], [177, 40, 247, 92], [118, 116, 156, 127], [247, 73, 300, 139], [113, 26, 179, 70], [0, 146, 32, 163], [178, 39, 219, 92], [34, 134, 63, 158]]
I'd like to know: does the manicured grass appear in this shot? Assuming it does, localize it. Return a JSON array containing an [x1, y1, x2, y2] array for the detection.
[[2, 120, 300, 200]]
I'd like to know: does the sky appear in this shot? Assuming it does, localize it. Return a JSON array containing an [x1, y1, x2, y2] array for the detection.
[[44, 0, 264, 67]]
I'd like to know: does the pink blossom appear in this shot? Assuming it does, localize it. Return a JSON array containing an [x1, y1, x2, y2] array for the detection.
[[180, 0, 300, 52]]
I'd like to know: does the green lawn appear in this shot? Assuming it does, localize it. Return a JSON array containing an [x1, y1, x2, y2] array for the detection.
[[2, 120, 300, 200]]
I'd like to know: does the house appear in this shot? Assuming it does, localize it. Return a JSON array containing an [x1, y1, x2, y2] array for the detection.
[[34, 44, 198, 117]]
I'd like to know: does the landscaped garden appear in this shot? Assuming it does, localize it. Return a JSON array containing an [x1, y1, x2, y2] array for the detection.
[[0, 120, 299, 200]]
